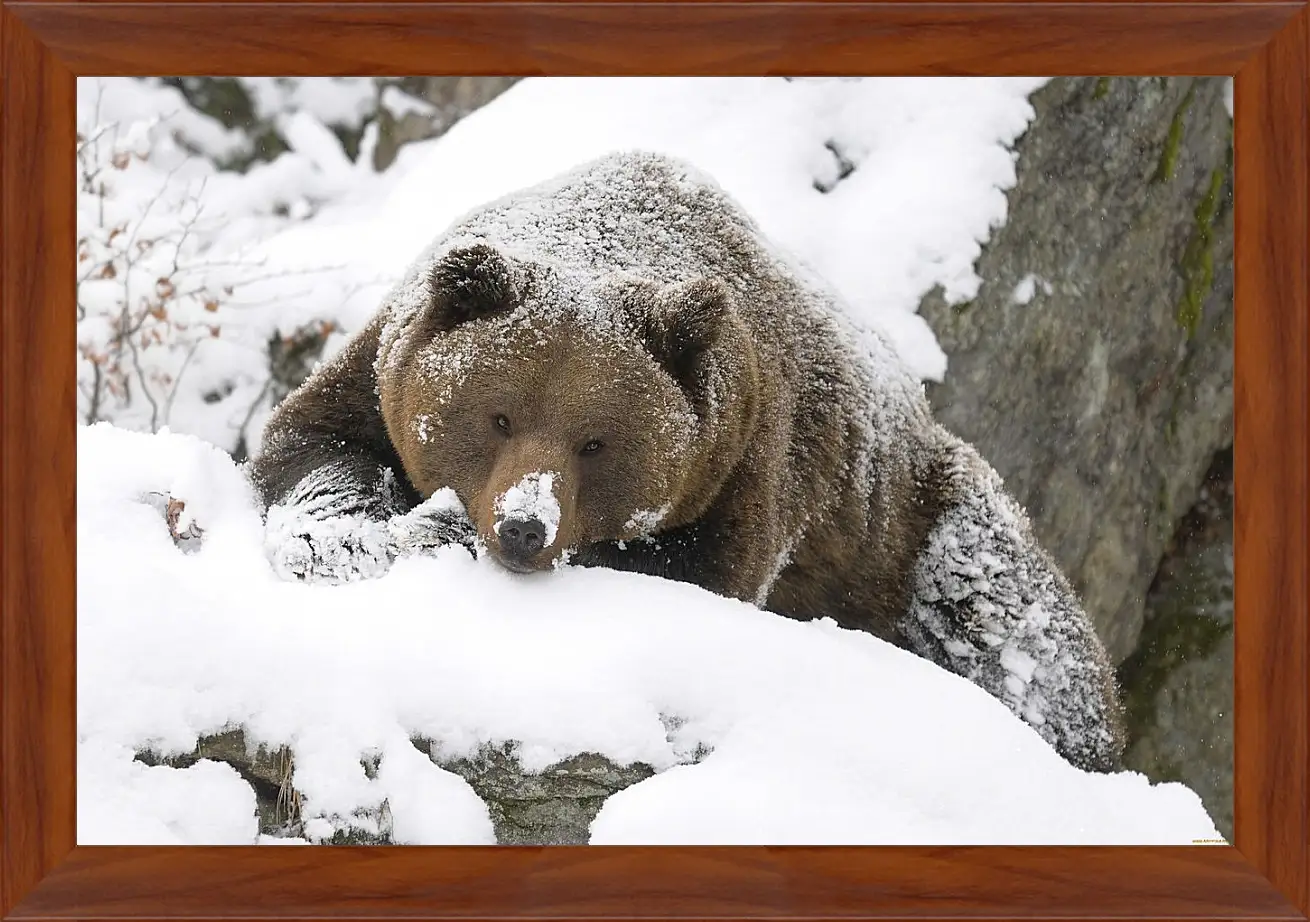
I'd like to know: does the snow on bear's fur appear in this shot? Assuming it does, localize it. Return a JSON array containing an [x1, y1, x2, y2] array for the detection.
[[249, 151, 1124, 773]]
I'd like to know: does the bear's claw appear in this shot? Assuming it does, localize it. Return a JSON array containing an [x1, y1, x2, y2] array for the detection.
[[387, 503, 478, 556], [264, 491, 477, 586], [263, 507, 395, 585]]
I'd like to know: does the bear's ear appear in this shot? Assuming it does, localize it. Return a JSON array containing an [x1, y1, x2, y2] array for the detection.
[[642, 277, 734, 390], [423, 244, 518, 332]]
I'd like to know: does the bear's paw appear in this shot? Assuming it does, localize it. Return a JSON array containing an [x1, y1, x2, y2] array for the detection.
[[387, 488, 477, 557], [264, 504, 396, 585]]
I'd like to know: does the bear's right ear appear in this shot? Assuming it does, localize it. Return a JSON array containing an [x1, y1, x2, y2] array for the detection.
[[640, 277, 736, 392], [422, 244, 518, 333]]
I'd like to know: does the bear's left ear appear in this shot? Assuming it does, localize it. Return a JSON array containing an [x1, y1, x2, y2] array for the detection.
[[423, 243, 518, 333], [642, 277, 735, 390]]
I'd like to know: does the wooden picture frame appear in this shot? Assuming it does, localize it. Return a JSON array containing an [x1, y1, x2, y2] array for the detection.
[[2, 2, 1305, 918]]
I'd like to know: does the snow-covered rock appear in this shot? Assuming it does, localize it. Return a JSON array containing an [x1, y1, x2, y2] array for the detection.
[[78, 424, 1220, 845]]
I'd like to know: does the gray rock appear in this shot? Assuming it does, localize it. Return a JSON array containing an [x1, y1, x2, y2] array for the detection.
[[919, 77, 1234, 663], [421, 742, 655, 845], [1120, 448, 1233, 841], [136, 728, 305, 837], [371, 78, 520, 171]]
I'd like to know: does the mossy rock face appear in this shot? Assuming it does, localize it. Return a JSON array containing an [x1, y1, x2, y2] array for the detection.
[[919, 77, 1233, 664], [1153, 81, 1197, 184], [1119, 447, 1233, 841], [1176, 145, 1232, 338]]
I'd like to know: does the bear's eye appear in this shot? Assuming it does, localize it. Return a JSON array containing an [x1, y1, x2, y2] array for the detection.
[[494, 414, 512, 436], [581, 440, 604, 456]]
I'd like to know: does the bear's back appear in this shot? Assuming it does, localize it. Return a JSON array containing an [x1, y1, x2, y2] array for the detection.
[[380, 151, 838, 344], [437, 151, 773, 288], [389, 153, 910, 381]]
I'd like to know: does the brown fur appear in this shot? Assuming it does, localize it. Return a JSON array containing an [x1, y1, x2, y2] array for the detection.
[[250, 152, 1124, 773]]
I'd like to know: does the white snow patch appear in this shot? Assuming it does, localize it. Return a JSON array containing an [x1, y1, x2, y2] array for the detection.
[[625, 504, 670, 536], [241, 77, 378, 130], [493, 472, 561, 548], [79, 423, 1221, 845], [381, 84, 438, 119], [276, 110, 356, 191], [1011, 273, 1053, 305], [79, 739, 259, 845], [1000, 645, 1039, 684]]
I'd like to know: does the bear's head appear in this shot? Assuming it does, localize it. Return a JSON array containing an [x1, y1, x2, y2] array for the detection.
[[379, 242, 760, 574]]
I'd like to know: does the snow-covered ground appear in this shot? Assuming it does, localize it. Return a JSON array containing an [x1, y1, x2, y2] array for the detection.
[[76, 77, 1224, 845], [79, 424, 1221, 845]]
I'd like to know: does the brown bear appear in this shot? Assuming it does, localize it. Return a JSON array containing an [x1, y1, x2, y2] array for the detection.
[[249, 151, 1124, 774]]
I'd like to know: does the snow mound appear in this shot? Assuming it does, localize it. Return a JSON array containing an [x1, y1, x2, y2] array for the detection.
[[79, 423, 1220, 845]]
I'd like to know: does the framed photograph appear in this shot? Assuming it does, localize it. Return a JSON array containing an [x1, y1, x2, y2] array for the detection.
[[3, 1, 1306, 919]]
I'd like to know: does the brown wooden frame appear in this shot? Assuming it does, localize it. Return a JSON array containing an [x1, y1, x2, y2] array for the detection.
[[2, 1, 1306, 919]]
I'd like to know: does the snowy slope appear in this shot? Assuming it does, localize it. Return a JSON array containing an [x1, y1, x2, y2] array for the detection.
[[78, 424, 1220, 845]]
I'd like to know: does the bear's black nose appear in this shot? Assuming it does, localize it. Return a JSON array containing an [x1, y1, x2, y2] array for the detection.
[[499, 517, 546, 561]]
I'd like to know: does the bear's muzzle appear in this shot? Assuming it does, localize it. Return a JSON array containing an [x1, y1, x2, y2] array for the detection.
[[496, 516, 548, 571]]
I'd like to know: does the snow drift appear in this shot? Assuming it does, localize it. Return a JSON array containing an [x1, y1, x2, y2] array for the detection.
[[78, 424, 1220, 845]]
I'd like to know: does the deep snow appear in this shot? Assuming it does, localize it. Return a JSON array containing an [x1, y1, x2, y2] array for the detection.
[[78, 424, 1220, 845]]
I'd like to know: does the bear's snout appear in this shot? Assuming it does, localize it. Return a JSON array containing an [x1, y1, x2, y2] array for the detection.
[[483, 468, 569, 573], [498, 517, 546, 568]]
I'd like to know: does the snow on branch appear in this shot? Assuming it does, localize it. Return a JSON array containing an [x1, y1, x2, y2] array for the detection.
[[75, 78, 375, 455]]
